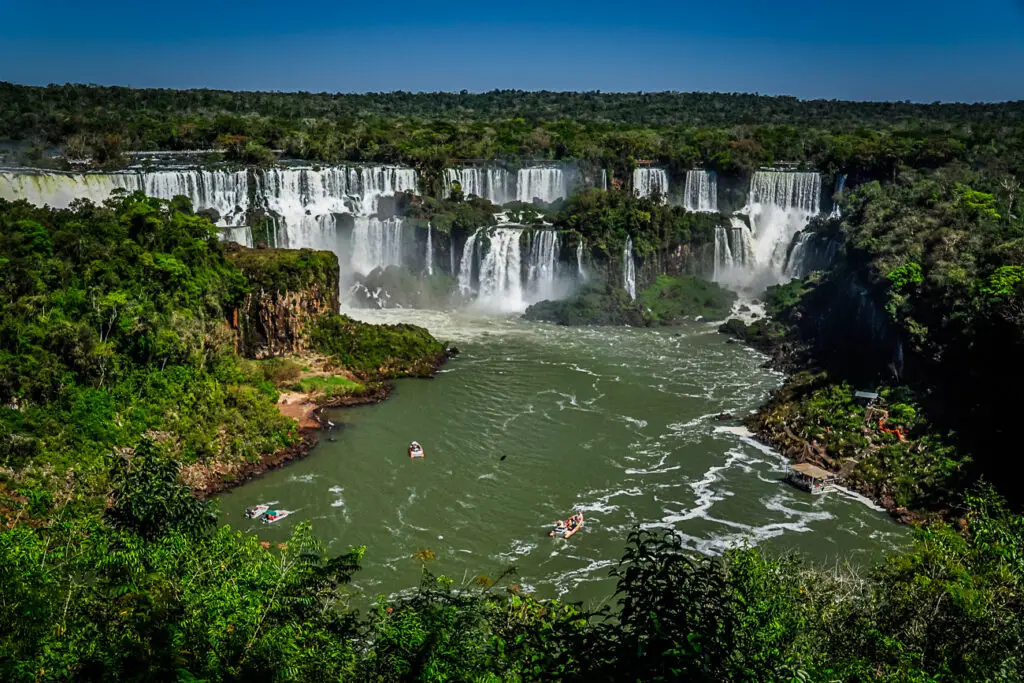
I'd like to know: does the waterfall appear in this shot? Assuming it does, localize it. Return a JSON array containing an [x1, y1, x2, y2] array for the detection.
[[476, 228, 524, 311], [526, 230, 559, 301], [633, 168, 668, 201], [425, 223, 434, 276], [713, 226, 734, 282], [744, 170, 822, 275], [623, 236, 636, 300], [683, 170, 717, 212], [576, 239, 586, 281], [516, 167, 567, 204], [830, 173, 847, 219], [713, 217, 757, 284], [351, 217, 404, 275], [224, 226, 254, 248], [254, 165, 417, 276], [600, 169, 608, 191], [0, 169, 250, 225], [785, 231, 839, 278], [457, 229, 481, 296], [446, 167, 514, 205]]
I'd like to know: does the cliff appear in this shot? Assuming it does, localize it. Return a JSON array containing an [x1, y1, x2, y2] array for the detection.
[[226, 244, 340, 359]]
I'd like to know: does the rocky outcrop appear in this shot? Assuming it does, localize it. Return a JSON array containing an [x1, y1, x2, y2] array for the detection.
[[226, 244, 340, 359]]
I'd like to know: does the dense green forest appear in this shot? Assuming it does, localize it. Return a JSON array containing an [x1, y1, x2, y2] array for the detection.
[[3, 84, 1024, 680], [4, 82, 1024, 183]]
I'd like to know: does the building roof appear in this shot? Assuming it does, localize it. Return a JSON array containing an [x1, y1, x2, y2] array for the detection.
[[854, 391, 880, 400], [791, 462, 835, 480]]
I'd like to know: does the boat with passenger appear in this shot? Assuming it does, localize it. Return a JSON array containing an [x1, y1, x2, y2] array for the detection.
[[550, 512, 584, 539], [785, 463, 837, 494], [245, 504, 269, 519], [409, 441, 425, 459], [263, 509, 291, 523]]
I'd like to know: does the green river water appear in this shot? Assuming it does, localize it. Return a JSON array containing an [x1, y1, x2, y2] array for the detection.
[[218, 310, 905, 607]]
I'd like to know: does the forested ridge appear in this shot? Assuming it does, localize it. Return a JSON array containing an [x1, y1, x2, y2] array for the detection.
[[4, 82, 1024, 182]]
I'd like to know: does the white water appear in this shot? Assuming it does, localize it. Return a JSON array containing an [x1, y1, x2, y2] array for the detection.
[[713, 217, 757, 285], [425, 223, 434, 276], [516, 167, 567, 204], [830, 173, 847, 219], [351, 217, 405, 275], [739, 171, 822, 280], [445, 167, 514, 205], [457, 229, 481, 297], [624, 235, 636, 300], [633, 168, 669, 201], [576, 239, 586, 281], [0, 169, 250, 226], [600, 169, 608, 191], [526, 230, 560, 302], [476, 228, 524, 312], [683, 170, 718, 212]]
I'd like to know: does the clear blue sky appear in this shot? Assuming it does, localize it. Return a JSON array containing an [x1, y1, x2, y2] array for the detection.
[[3, 0, 1023, 102]]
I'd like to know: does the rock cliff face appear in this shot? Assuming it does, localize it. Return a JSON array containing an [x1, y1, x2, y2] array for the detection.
[[226, 244, 340, 358]]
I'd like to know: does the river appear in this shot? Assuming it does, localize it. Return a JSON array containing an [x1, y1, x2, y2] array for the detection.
[[217, 310, 905, 606]]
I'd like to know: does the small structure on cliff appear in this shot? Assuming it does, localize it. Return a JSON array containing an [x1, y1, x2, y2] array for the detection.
[[786, 462, 837, 495]]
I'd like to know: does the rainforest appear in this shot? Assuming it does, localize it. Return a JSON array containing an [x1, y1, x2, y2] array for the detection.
[[1, 82, 1024, 682]]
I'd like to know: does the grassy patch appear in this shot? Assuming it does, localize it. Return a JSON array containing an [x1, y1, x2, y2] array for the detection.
[[291, 375, 363, 398]]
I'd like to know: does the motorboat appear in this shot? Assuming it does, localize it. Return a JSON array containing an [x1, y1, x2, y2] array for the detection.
[[263, 509, 291, 524], [409, 441, 425, 459], [549, 512, 584, 539], [245, 504, 269, 519]]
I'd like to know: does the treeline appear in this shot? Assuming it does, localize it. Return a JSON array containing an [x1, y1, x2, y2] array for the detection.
[[3, 82, 1024, 182]]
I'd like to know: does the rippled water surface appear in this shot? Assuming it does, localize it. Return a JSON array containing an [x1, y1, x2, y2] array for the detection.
[[218, 311, 905, 605]]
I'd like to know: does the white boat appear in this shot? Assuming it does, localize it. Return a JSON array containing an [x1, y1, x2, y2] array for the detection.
[[263, 509, 291, 523], [245, 504, 269, 519], [409, 441, 425, 459]]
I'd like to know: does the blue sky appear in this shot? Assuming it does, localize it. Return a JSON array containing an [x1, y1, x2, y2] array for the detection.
[[2, 0, 1023, 101]]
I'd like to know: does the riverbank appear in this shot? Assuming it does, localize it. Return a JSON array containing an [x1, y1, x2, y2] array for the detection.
[[719, 291, 968, 525], [183, 343, 456, 499]]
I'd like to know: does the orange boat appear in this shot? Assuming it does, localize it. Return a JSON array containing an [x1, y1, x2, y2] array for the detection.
[[549, 513, 584, 539], [409, 441, 425, 458]]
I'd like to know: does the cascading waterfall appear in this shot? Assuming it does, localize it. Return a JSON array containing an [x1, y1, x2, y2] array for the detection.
[[683, 170, 718, 212], [785, 231, 840, 278], [254, 165, 417, 278], [576, 239, 586, 281], [351, 217, 404, 275], [516, 167, 567, 204], [623, 236, 636, 300], [744, 170, 822, 276], [425, 223, 434, 276], [526, 230, 559, 301], [457, 229, 481, 296], [829, 173, 847, 219], [713, 226, 734, 282], [712, 217, 757, 284], [600, 169, 608, 191], [445, 167, 514, 205], [633, 168, 668, 201], [0, 169, 250, 225], [476, 228, 524, 311]]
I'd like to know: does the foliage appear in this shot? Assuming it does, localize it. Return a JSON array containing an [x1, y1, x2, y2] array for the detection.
[[639, 274, 736, 322], [309, 314, 448, 379], [227, 246, 339, 294], [523, 283, 648, 327], [0, 194, 296, 494], [4, 83, 1024, 183]]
